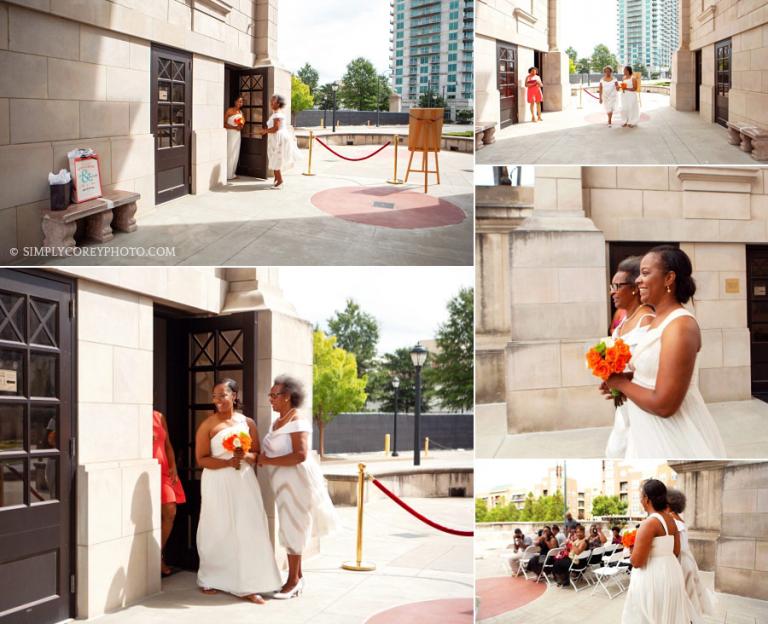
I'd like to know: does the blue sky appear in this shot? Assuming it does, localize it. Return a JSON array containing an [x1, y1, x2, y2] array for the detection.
[[279, 266, 474, 356], [278, 0, 391, 83], [562, 0, 618, 59]]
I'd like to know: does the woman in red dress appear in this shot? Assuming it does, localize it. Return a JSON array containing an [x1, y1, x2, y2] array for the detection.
[[525, 67, 543, 122], [153, 410, 186, 576]]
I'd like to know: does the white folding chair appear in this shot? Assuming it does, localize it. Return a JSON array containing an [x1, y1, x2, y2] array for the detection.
[[591, 549, 629, 599], [537, 547, 565, 586], [586, 545, 605, 584], [518, 545, 541, 580], [568, 548, 593, 592]]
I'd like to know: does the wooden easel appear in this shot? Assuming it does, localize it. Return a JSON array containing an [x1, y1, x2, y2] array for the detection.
[[404, 108, 444, 194]]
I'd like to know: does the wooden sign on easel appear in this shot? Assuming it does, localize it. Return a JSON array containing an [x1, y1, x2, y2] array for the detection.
[[405, 108, 443, 193]]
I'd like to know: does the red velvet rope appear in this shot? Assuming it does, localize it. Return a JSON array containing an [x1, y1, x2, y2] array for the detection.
[[314, 138, 391, 161], [583, 87, 601, 100], [371, 477, 473, 537]]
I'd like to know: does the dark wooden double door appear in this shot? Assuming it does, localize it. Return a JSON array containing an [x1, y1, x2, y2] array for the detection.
[[0, 270, 75, 624], [151, 45, 270, 204], [715, 38, 731, 127], [748, 247, 768, 396], [156, 310, 258, 570], [498, 42, 518, 127]]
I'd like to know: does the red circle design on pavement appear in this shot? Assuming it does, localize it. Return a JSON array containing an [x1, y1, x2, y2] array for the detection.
[[584, 112, 651, 124], [476, 576, 547, 621], [310, 186, 466, 229], [364, 598, 473, 624]]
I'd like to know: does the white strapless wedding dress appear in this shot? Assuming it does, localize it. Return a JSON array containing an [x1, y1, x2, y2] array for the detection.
[[622, 513, 694, 624], [624, 308, 726, 459], [196, 413, 282, 596]]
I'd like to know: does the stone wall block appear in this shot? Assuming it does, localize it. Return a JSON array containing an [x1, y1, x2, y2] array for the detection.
[[683, 192, 750, 220], [0, 98, 9, 145], [10, 99, 79, 144], [48, 58, 107, 101], [79, 101, 130, 141], [9, 6, 79, 60], [106, 66, 150, 102], [0, 50, 46, 98], [110, 135, 154, 183], [0, 142, 53, 210], [79, 24, 131, 68], [506, 342, 562, 391]]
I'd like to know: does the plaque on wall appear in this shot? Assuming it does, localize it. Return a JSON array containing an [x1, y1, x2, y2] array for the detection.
[[0, 369, 17, 392], [755, 285, 767, 297]]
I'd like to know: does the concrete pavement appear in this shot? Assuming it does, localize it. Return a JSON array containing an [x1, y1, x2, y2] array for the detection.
[[477, 93, 756, 165], [476, 399, 768, 459], [81, 496, 474, 624]]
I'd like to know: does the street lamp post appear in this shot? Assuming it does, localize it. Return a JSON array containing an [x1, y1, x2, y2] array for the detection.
[[332, 81, 339, 133], [376, 75, 381, 128], [391, 376, 400, 456], [410, 344, 428, 466]]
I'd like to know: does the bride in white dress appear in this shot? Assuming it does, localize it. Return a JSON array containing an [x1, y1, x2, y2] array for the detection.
[[224, 96, 245, 180], [605, 256, 655, 458], [604, 246, 726, 459], [619, 65, 641, 127], [667, 489, 715, 622], [195, 379, 281, 602], [622, 479, 694, 624]]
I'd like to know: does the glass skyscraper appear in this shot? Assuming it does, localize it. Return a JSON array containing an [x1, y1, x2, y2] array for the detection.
[[617, 0, 678, 77], [390, 0, 474, 118]]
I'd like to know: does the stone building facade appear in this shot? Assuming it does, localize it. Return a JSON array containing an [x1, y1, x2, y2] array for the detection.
[[672, 0, 768, 128], [475, 0, 570, 129], [0, 0, 289, 264], [0, 267, 312, 621], [671, 460, 768, 601], [476, 165, 766, 437]]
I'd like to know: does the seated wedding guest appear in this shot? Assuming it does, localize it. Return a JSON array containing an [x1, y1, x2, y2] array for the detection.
[[552, 524, 566, 546], [502, 529, 534, 573], [525, 527, 558, 576], [612, 526, 623, 545], [552, 525, 588, 586], [587, 523, 608, 549]]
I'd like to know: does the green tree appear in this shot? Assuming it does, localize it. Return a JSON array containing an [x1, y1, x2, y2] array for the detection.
[[313, 330, 368, 457], [291, 75, 314, 124], [316, 82, 337, 111], [297, 62, 319, 95], [418, 89, 447, 108], [368, 348, 431, 414], [476, 498, 488, 523], [576, 57, 592, 74], [592, 495, 628, 518], [339, 58, 389, 111], [565, 46, 578, 64], [590, 44, 619, 73], [425, 287, 474, 412], [327, 299, 379, 377], [569, 57, 576, 74]]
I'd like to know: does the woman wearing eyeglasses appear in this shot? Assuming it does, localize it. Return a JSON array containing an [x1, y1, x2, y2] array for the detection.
[[605, 256, 655, 458], [258, 375, 337, 599]]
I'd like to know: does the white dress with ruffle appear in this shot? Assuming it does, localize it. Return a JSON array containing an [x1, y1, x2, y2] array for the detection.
[[675, 517, 715, 622], [266, 112, 301, 171], [262, 417, 338, 555], [196, 413, 282, 596]]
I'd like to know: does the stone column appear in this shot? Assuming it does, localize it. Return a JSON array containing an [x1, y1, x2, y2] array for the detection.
[[221, 268, 315, 561], [505, 166, 613, 434], [671, 0, 696, 111], [543, 0, 570, 111], [254, 0, 279, 66], [475, 185, 534, 404]]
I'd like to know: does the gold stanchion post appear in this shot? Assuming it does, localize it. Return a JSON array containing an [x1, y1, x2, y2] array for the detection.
[[384, 433, 390, 454], [302, 130, 316, 177], [387, 135, 404, 185], [342, 463, 376, 571], [425, 436, 430, 457]]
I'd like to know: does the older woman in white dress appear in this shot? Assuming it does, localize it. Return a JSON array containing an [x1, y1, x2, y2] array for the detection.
[[622, 479, 694, 624], [599, 66, 619, 127], [259, 94, 301, 190], [258, 374, 337, 599], [619, 65, 641, 127]]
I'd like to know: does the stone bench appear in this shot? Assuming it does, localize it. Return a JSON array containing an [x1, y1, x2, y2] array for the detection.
[[726, 121, 757, 152], [475, 122, 496, 150], [41, 189, 139, 247], [741, 127, 768, 162]]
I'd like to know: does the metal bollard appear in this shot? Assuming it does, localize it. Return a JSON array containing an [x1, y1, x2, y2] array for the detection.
[[387, 135, 404, 185], [341, 463, 376, 571], [424, 437, 429, 457], [302, 130, 316, 177], [384, 433, 391, 454]]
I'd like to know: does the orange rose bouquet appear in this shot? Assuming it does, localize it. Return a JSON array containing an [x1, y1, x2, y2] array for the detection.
[[585, 337, 631, 406], [233, 113, 245, 129], [622, 529, 637, 549], [222, 431, 252, 470]]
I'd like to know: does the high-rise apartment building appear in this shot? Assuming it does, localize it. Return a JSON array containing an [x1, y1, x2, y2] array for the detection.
[[617, 0, 678, 77], [390, 0, 474, 119]]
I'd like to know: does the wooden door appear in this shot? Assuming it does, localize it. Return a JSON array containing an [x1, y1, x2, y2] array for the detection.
[[747, 246, 768, 396], [497, 42, 518, 128], [715, 39, 731, 127], [152, 45, 192, 204], [695, 49, 702, 112], [231, 69, 269, 179], [163, 311, 258, 570], [0, 269, 75, 624]]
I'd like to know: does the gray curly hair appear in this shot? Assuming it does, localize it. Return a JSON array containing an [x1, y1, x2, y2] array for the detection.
[[666, 488, 686, 514], [273, 374, 305, 407]]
